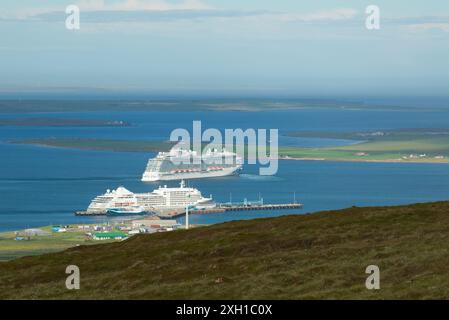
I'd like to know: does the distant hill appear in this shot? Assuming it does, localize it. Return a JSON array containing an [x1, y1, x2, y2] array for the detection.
[[0, 99, 415, 113], [1, 202, 449, 299]]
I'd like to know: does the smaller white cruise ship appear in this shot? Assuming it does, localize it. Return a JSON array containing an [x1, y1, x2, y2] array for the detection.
[[85, 181, 215, 215], [86, 186, 145, 216]]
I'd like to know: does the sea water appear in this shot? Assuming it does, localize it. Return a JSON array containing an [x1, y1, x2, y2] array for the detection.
[[1, 107, 449, 231]]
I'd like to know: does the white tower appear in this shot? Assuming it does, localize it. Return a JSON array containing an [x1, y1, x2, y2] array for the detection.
[[185, 205, 189, 230]]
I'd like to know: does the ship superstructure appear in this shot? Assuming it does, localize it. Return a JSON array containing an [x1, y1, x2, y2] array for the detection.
[[141, 147, 243, 182], [86, 186, 143, 215], [85, 181, 215, 215]]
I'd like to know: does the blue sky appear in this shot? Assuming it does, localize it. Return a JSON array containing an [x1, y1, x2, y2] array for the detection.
[[1, 0, 449, 97]]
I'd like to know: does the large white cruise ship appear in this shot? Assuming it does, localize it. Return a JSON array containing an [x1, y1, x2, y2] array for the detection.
[[141, 147, 243, 182], [85, 181, 215, 215]]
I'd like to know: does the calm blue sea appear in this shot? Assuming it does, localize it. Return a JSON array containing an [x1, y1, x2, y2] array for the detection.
[[1, 107, 449, 231]]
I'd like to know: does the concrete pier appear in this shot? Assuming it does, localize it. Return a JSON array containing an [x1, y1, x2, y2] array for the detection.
[[76, 203, 303, 218], [157, 203, 303, 219]]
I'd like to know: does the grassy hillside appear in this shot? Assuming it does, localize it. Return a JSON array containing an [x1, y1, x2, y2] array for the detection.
[[1, 202, 449, 299]]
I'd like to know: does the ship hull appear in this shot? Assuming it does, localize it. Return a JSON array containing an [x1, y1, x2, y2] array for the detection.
[[106, 209, 148, 217], [142, 166, 241, 182]]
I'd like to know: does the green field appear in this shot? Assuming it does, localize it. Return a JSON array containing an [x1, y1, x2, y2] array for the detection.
[[280, 129, 449, 162], [0, 227, 113, 262], [1, 201, 449, 299], [279, 147, 405, 161], [279, 138, 449, 162]]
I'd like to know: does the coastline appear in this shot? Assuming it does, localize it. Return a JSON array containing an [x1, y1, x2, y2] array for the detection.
[[281, 156, 449, 164], [11, 140, 449, 164], [11, 139, 449, 165]]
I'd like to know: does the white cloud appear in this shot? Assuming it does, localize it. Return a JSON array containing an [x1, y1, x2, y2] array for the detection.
[[16, 5, 360, 26], [0, 0, 213, 19], [76, 0, 213, 11], [277, 8, 358, 22], [407, 23, 449, 33]]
